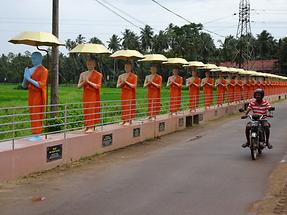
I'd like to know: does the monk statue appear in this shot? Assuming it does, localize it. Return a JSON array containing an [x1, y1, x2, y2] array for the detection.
[[117, 61, 137, 125], [22, 52, 48, 141], [78, 59, 102, 133], [167, 67, 183, 115], [143, 65, 162, 120]]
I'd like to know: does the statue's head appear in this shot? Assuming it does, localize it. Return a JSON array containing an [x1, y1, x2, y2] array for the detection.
[[124, 61, 132, 73], [192, 70, 197, 77], [31, 52, 43, 66], [150, 65, 158, 74], [86, 58, 96, 71], [172, 67, 179, 76]]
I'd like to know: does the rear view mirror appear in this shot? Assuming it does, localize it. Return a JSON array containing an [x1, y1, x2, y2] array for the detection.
[[239, 108, 244, 113], [269, 107, 275, 111]]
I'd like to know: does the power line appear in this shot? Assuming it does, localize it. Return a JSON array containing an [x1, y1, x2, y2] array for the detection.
[[203, 13, 237, 25], [93, 0, 143, 30], [151, 0, 226, 37], [101, 0, 146, 26]]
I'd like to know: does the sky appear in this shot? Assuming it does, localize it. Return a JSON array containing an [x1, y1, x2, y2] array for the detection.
[[1, 0, 287, 55]]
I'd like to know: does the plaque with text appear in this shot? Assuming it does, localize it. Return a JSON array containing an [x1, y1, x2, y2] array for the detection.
[[102, 134, 113, 147], [133, 128, 141, 138], [159, 122, 165, 132], [47, 144, 63, 162]]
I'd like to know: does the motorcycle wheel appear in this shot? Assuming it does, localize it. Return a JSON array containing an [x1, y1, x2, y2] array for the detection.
[[250, 138, 258, 160]]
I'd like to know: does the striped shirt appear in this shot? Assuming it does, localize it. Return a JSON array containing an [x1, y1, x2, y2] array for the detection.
[[248, 100, 271, 115]]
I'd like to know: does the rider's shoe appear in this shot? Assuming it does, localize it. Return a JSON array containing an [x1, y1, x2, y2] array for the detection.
[[242, 142, 250, 148], [266, 142, 273, 149]]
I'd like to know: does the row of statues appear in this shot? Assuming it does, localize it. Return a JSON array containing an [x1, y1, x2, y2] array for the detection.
[[22, 52, 287, 139]]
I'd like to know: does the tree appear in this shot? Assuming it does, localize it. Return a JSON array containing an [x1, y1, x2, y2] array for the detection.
[[165, 23, 204, 60], [122, 29, 140, 50], [152, 30, 168, 54], [65, 39, 77, 51], [255, 30, 277, 59], [197, 32, 216, 63], [140, 25, 154, 52], [75, 34, 86, 44], [107, 34, 121, 52], [278, 37, 287, 75], [89, 37, 103, 44], [220, 35, 238, 62]]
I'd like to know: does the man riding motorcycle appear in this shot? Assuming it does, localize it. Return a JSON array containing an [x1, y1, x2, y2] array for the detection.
[[242, 89, 273, 149]]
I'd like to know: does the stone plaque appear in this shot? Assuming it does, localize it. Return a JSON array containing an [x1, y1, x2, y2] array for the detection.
[[159, 122, 165, 132], [133, 128, 141, 138], [102, 134, 113, 147], [47, 144, 62, 162]]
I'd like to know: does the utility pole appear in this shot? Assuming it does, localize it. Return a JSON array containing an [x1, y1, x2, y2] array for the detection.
[[235, 0, 254, 69], [51, 0, 59, 115]]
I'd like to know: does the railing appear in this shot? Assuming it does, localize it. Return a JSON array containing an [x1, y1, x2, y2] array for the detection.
[[0, 91, 279, 146]]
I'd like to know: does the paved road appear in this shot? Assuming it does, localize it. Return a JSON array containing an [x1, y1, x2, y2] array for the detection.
[[1, 101, 287, 215]]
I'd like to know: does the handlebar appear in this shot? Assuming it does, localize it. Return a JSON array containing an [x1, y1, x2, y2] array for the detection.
[[241, 114, 273, 120]]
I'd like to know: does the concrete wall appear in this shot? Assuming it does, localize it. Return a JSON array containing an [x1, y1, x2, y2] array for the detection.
[[0, 95, 285, 182]]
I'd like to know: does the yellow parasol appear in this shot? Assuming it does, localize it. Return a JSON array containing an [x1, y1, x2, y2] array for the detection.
[[210, 66, 229, 72], [138, 54, 167, 63], [162, 58, 188, 66], [9, 31, 64, 47], [183, 61, 205, 68], [110, 49, 144, 60], [69, 43, 111, 54], [201, 63, 218, 70]]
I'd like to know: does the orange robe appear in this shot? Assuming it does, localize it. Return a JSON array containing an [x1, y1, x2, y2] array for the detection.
[[188, 77, 201, 109], [121, 73, 137, 121], [169, 75, 182, 113], [265, 81, 270, 95], [255, 81, 261, 90], [83, 71, 102, 127], [271, 82, 274, 95], [243, 80, 250, 100], [28, 66, 48, 135], [227, 79, 235, 103], [147, 74, 162, 116], [250, 80, 255, 99], [216, 79, 226, 106], [202, 77, 214, 107], [234, 80, 242, 102]]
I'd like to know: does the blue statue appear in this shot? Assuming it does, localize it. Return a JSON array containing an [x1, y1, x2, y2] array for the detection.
[[22, 52, 49, 141]]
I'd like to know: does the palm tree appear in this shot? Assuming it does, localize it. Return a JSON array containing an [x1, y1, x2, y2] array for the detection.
[[198, 32, 216, 63], [107, 34, 121, 52], [152, 30, 168, 54], [89, 37, 103, 44], [140, 25, 154, 53], [75, 34, 86, 44], [278, 37, 287, 75], [256, 30, 277, 59], [220, 35, 238, 62], [122, 29, 140, 50], [65, 39, 77, 51]]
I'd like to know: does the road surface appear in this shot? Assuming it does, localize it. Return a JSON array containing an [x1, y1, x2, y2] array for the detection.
[[1, 100, 287, 215]]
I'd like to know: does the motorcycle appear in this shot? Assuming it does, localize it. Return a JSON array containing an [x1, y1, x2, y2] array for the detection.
[[239, 107, 275, 160]]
